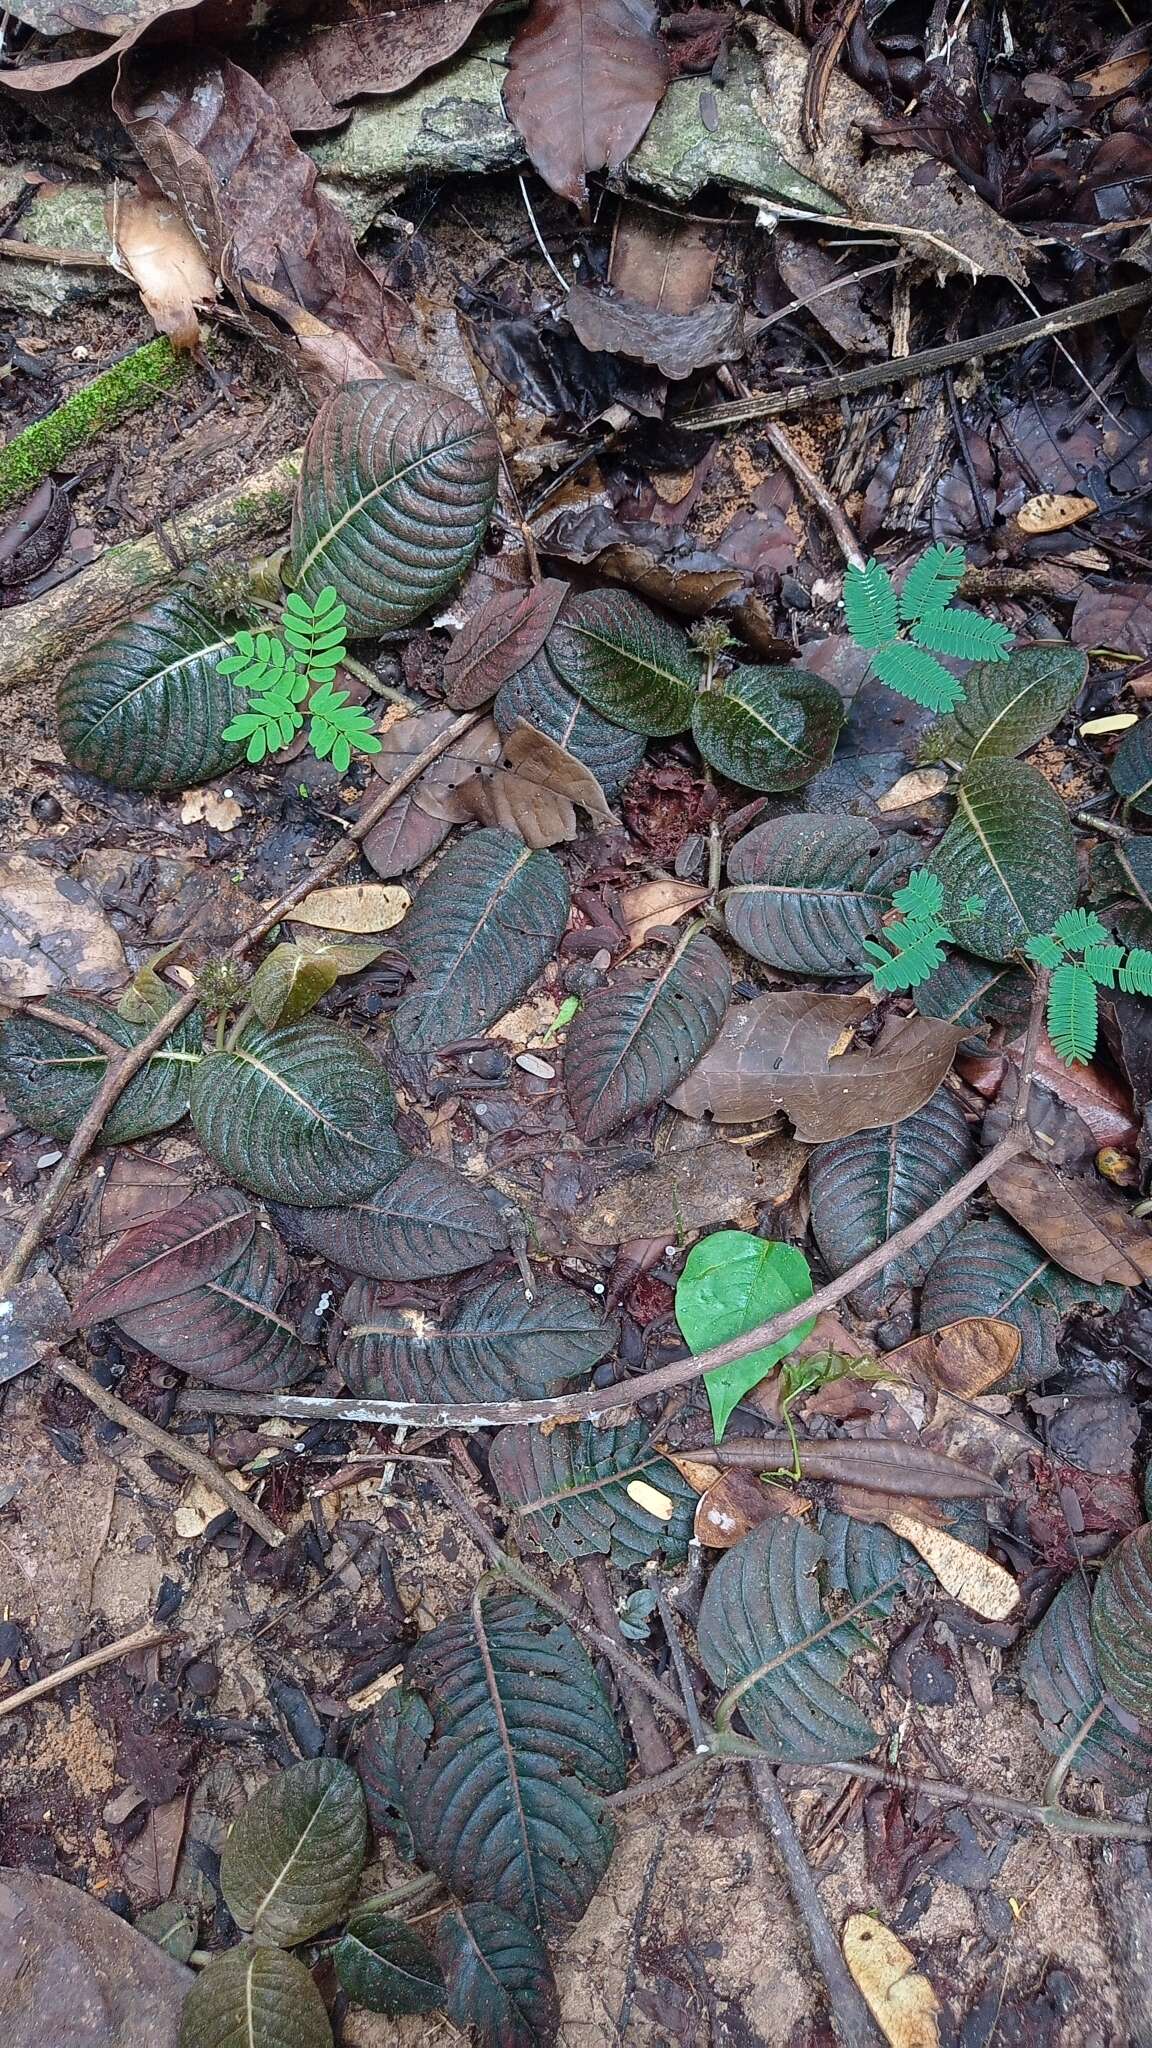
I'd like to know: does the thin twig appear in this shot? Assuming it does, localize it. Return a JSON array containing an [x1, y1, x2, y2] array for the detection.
[[0, 237, 116, 267], [654, 1582, 711, 1754], [4, 1003, 126, 1057], [750, 1765, 882, 2048], [761, 420, 865, 569], [0, 1621, 170, 1721], [579, 1556, 676, 1775]]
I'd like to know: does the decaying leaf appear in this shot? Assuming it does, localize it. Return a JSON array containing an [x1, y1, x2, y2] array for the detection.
[[0, 1269, 73, 1388], [882, 1511, 1018, 1621], [881, 1317, 1021, 1400], [454, 721, 614, 847], [619, 877, 709, 952], [505, 0, 671, 210], [564, 281, 745, 379], [579, 1140, 757, 1245], [289, 882, 410, 933], [262, 0, 500, 131], [109, 188, 215, 350], [361, 710, 502, 878], [988, 1154, 1152, 1287], [694, 1469, 804, 1548], [842, 1914, 940, 2048], [1016, 492, 1096, 534]]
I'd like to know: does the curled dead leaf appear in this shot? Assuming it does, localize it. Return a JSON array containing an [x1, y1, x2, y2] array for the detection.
[[452, 722, 614, 848], [843, 1914, 940, 2048], [1015, 492, 1096, 535], [110, 190, 215, 351], [694, 1469, 804, 1547]]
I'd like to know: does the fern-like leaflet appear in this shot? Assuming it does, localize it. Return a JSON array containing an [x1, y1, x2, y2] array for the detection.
[[844, 541, 1012, 716], [1047, 960, 1098, 1064], [907, 608, 1014, 662], [898, 543, 965, 621], [873, 643, 966, 714], [216, 585, 375, 771], [843, 558, 899, 649], [862, 868, 955, 990], [1119, 948, 1152, 996], [307, 682, 382, 774]]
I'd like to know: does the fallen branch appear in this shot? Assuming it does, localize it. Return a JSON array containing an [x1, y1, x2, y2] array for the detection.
[[0, 337, 190, 517], [0, 1619, 170, 1721], [750, 1765, 882, 2048]]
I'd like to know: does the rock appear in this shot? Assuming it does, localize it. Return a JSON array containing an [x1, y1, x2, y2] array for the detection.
[[0, 174, 129, 317], [628, 60, 837, 209], [0, 1869, 192, 2048]]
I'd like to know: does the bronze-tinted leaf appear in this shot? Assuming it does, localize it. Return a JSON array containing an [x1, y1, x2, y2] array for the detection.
[[443, 580, 569, 710], [436, 1904, 559, 2048], [114, 1210, 315, 1392], [505, 0, 671, 209], [881, 1317, 1021, 1400], [490, 1419, 696, 1569], [333, 1273, 614, 1401], [73, 1187, 255, 1325], [1024, 1575, 1152, 1793]]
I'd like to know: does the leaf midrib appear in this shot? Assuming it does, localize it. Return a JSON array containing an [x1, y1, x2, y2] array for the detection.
[[954, 783, 1028, 933], [223, 1046, 376, 1152], [79, 629, 234, 742], [970, 661, 1064, 758], [247, 1778, 342, 1939], [295, 425, 483, 587]]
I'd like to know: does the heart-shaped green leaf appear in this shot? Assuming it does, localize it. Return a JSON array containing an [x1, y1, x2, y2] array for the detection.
[[189, 1019, 397, 1206], [1091, 1523, 1152, 1724], [1023, 1575, 1152, 1793], [723, 815, 913, 975], [334, 1909, 445, 2016], [928, 759, 1077, 960], [495, 642, 647, 798], [180, 1946, 332, 2048], [435, 1904, 559, 2048], [920, 1217, 1121, 1388], [918, 644, 1086, 765], [221, 1757, 367, 1946], [333, 1273, 613, 1401], [271, 1158, 509, 1281], [674, 1230, 815, 1439], [913, 951, 1032, 1038], [290, 379, 499, 637], [548, 588, 700, 736], [391, 828, 570, 1053], [113, 1207, 315, 1392], [490, 1420, 696, 1570], [0, 995, 200, 1144], [249, 940, 385, 1030], [564, 928, 730, 1141], [1110, 715, 1152, 816], [697, 1519, 878, 1761], [808, 1086, 974, 1312], [393, 1592, 626, 1929], [692, 666, 843, 791], [58, 584, 245, 791]]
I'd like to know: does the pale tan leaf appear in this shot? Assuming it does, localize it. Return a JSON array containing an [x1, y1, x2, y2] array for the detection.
[[988, 1154, 1152, 1286], [875, 767, 949, 813], [110, 192, 215, 351], [884, 1511, 1019, 1619], [453, 722, 614, 848], [1016, 492, 1096, 535], [843, 1915, 941, 2048], [289, 882, 410, 934], [619, 878, 709, 953], [180, 787, 242, 831]]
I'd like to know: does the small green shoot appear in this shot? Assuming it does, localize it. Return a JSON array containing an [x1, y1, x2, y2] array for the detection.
[[674, 1230, 815, 1440], [219, 586, 382, 771], [862, 869, 961, 991], [844, 544, 1013, 713]]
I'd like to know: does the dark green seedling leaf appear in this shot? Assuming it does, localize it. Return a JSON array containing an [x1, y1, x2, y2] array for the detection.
[[333, 1273, 613, 1401], [1022, 1576, 1152, 1794], [358, 1688, 430, 1860], [696, 1519, 878, 1761], [179, 1945, 332, 2048], [58, 584, 244, 791], [490, 1420, 696, 1570], [675, 1230, 815, 1440], [809, 1087, 974, 1313], [221, 1757, 367, 1946], [819, 1509, 919, 1620], [335, 1910, 445, 2017], [249, 939, 384, 1030], [190, 1019, 397, 1206], [723, 815, 914, 976], [1110, 715, 1152, 816], [1089, 837, 1152, 950], [391, 828, 570, 1053], [291, 379, 499, 636], [1092, 1524, 1152, 1724], [435, 1904, 559, 2048], [564, 928, 730, 1141], [919, 645, 1086, 765], [843, 558, 899, 649], [396, 1593, 626, 1929], [548, 587, 700, 736], [73, 1187, 255, 1324], [138, 1898, 199, 1964], [914, 951, 1032, 1040], [113, 1209, 315, 1392], [692, 666, 844, 792], [494, 641, 647, 799], [898, 543, 965, 622], [0, 995, 200, 1145], [928, 760, 1077, 960], [920, 1217, 1122, 1388], [271, 1157, 512, 1281]]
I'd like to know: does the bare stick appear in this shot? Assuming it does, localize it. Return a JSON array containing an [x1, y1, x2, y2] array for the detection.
[[579, 1556, 675, 1776], [760, 420, 865, 569], [750, 1765, 882, 2048], [0, 1620, 170, 1721]]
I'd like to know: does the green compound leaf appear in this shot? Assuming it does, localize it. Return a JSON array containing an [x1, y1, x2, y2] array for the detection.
[[270, 1157, 509, 1282], [1052, 908, 1111, 951], [809, 1086, 974, 1313], [189, 1018, 398, 1206], [435, 1904, 559, 2048], [291, 379, 499, 636], [179, 1946, 332, 2048], [282, 585, 348, 684], [913, 952, 1032, 1040], [1110, 715, 1152, 816], [59, 584, 245, 791], [1047, 960, 1099, 1064], [692, 666, 844, 792], [335, 1910, 445, 2017], [333, 1272, 614, 1402], [394, 1592, 627, 1930], [898, 543, 966, 623], [697, 1518, 878, 1761], [843, 557, 899, 649], [391, 828, 570, 1054], [1025, 932, 1066, 970], [490, 1420, 696, 1571], [307, 680, 382, 771], [928, 760, 1077, 961], [872, 641, 965, 712], [563, 928, 731, 1141], [862, 916, 953, 992], [1120, 946, 1152, 996], [894, 869, 945, 920], [1091, 1524, 1152, 1724], [218, 631, 300, 694], [547, 587, 700, 736], [220, 1757, 367, 1946], [675, 1230, 815, 1440], [723, 815, 914, 976], [908, 606, 1013, 662], [920, 1217, 1122, 1388], [222, 693, 306, 763], [918, 644, 1086, 766], [0, 995, 200, 1145], [494, 641, 647, 800], [1022, 1575, 1152, 1795]]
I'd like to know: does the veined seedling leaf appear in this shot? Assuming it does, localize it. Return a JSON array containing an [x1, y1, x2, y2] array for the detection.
[[359, 1688, 428, 1859], [898, 543, 965, 622], [929, 760, 1077, 960], [564, 928, 730, 1140], [335, 1911, 445, 2017], [843, 557, 899, 649], [435, 1904, 559, 2048], [809, 1086, 974, 1312], [1089, 837, 1152, 951], [391, 828, 570, 1053], [692, 665, 844, 792], [819, 1509, 919, 1619], [112, 1208, 315, 1392], [291, 379, 499, 636], [1022, 1576, 1152, 1794], [220, 1757, 367, 1945], [179, 1946, 332, 2048], [914, 951, 1031, 1040], [189, 1018, 398, 1206], [490, 1420, 696, 1570], [444, 579, 569, 709], [58, 585, 244, 791], [920, 1217, 1122, 1388], [1110, 715, 1152, 816], [1091, 1524, 1152, 1725], [0, 995, 200, 1145], [919, 645, 1086, 765], [73, 1186, 255, 1324], [696, 1519, 878, 1760], [333, 1273, 614, 1401], [548, 588, 700, 736], [495, 642, 647, 799], [248, 938, 383, 1030], [675, 1230, 815, 1439], [723, 815, 914, 976], [270, 1158, 509, 1281]]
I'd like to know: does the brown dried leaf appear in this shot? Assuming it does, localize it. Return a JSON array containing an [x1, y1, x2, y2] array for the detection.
[[842, 1914, 940, 2048], [609, 208, 718, 315], [883, 1317, 1021, 1400], [289, 882, 410, 934], [883, 1511, 1019, 1621], [694, 1469, 804, 1547], [360, 711, 501, 876], [564, 282, 744, 380], [579, 1140, 758, 1245], [1072, 579, 1152, 657], [697, 1436, 1003, 1500], [618, 878, 709, 953], [669, 993, 964, 1141], [110, 190, 215, 350], [1016, 492, 1096, 535], [0, 0, 211, 92], [453, 722, 613, 847], [774, 230, 888, 353], [988, 1155, 1152, 1286], [262, 0, 499, 132], [505, 0, 671, 209], [443, 580, 569, 710]]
